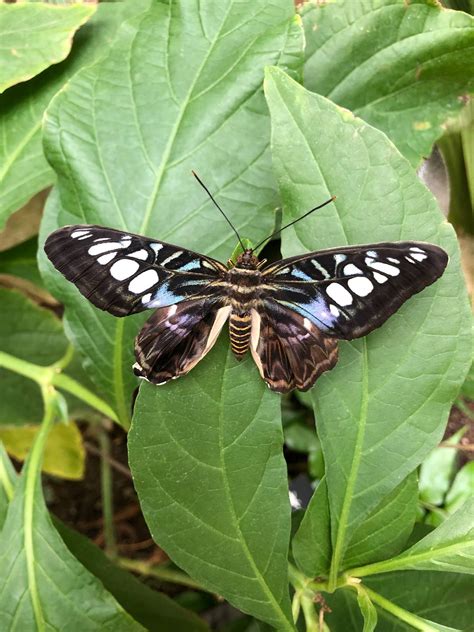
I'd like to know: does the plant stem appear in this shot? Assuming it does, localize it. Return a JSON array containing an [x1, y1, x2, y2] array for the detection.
[[0, 350, 119, 424], [363, 586, 441, 632], [117, 557, 209, 592], [98, 427, 116, 559]]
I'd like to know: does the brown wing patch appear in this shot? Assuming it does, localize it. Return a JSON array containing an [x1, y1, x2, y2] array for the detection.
[[250, 302, 338, 393], [134, 301, 230, 385]]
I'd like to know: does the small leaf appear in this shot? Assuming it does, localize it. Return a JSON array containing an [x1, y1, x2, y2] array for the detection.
[[355, 585, 377, 632], [343, 472, 418, 569], [292, 478, 331, 577], [0, 422, 85, 480], [353, 498, 474, 576], [445, 461, 474, 515], [0, 443, 15, 530], [302, 0, 474, 166], [129, 336, 295, 631], [419, 427, 466, 506], [0, 2, 95, 93]]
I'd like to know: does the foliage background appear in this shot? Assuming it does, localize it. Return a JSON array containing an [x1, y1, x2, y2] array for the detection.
[[0, 1, 473, 631]]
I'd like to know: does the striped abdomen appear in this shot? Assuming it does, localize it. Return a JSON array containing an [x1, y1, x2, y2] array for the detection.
[[229, 312, 252, 358]]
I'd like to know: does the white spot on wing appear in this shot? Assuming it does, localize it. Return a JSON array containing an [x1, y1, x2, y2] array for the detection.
[[330, 304, 340, 317], [202, 260, 216, 269], [344, 263, 362, 276], [411, 252, 427, 262], [110, 259, 140, 280], [348, 276, 373, 297], [88, 241, 121, 256], [373, 272, 387, 284], [97, 252, 116, 265], [410, 247, 425, 253], [128, 249, 149, 260], [303, 318, 312, 330], [311, 259, 330, 279], [365, 259, 400, 276], [128, 269, 159, 294], [71, 229, 89, 239], [141, 292, 152, 304], [151, 243, 163, 254], [77, 233, 92, 240], [387, 257, 399, 264], [168, 304, 178, 317], [162, 251, 183, 266], [326, 282, 352, 306], [367, 251, 377, 257], [334, 254, 347, 265]]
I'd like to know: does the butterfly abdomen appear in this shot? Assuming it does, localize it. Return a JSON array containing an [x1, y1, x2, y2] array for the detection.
[[229, 312, 252, 358]]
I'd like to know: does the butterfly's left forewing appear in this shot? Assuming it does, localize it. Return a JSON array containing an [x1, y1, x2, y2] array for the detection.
[[262, 241, 448, 340], [44, 225, 227, 316]]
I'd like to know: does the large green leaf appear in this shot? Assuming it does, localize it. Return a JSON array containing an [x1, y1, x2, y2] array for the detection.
[[129, 336, 294, 630], [0, 1, 149, 230], [0, 2, 95, 94], [302, 0, 474, 166], [0, 431, 144, 630], [40, 0, 303, 425], [351, 498, 474, 576], [264, 67, 471, 588]]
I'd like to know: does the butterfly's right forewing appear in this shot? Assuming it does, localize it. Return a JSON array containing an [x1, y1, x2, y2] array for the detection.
[[44, 225, 226, 317]]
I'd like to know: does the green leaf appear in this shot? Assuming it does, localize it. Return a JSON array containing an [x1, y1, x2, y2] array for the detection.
[[351, 498, 474, 577], [264, 66, 471, 589], [343, 472, 418, 569], [0, 288, 68, 426], [302, 0, 474, 166], [128, 336, 295, 631], [0, 2, 95, 93], [445, 461, 474, 515], [293, 473, 418, 577], [292, 478, 331, 577], [0, 2, 149, 231], [355, 585, 377, 632], [0, 443, 15, 530], [55, 520, 209, 632], [0, 422, 85, 480], [40, 0, 303, 426], [0, 426, 144, 630], [419, 427, 465, 506], [0, 237, 44, 288]]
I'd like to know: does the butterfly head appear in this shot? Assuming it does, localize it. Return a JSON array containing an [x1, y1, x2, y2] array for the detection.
[[236, 249, 259, 270]]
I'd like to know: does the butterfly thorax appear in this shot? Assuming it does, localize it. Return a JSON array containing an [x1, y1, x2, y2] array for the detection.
[[226, 252, 261, 358]]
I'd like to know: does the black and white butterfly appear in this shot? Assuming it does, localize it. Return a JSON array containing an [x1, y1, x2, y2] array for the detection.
[[44, 208, 448, 393]]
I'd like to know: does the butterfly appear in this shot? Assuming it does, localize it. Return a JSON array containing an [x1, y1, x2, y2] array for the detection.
[[44, 177, 448, 393]]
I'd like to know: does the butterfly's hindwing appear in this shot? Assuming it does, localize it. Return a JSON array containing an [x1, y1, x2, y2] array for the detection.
[[44, 225, 227, 316], [134, 298, 230, 384], [263, 242, 448, 340], [250, 300, 338, 393]]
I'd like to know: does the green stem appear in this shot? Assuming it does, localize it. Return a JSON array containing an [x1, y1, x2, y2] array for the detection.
[[117, 558, 209, 592], [24, 385, 57, 632], [98, 427, 116, 558], [0, 350, 119, 424], [0, 451, 14, 501], [363, 586, 441, 632]]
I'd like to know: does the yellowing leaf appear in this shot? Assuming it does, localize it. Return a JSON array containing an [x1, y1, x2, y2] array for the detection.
[[0, 422, 84, 480]]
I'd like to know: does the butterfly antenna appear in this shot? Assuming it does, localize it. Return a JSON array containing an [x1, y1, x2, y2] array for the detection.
[[192, 171, 246, 252], [253, 195, 336, 252]]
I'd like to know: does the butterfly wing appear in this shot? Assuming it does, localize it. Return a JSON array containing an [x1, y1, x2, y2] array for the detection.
[[250, 301, 338, 393], [134, 299, 231, 385], [262, 241, 448, 339], [44, 224, 227, 316]]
